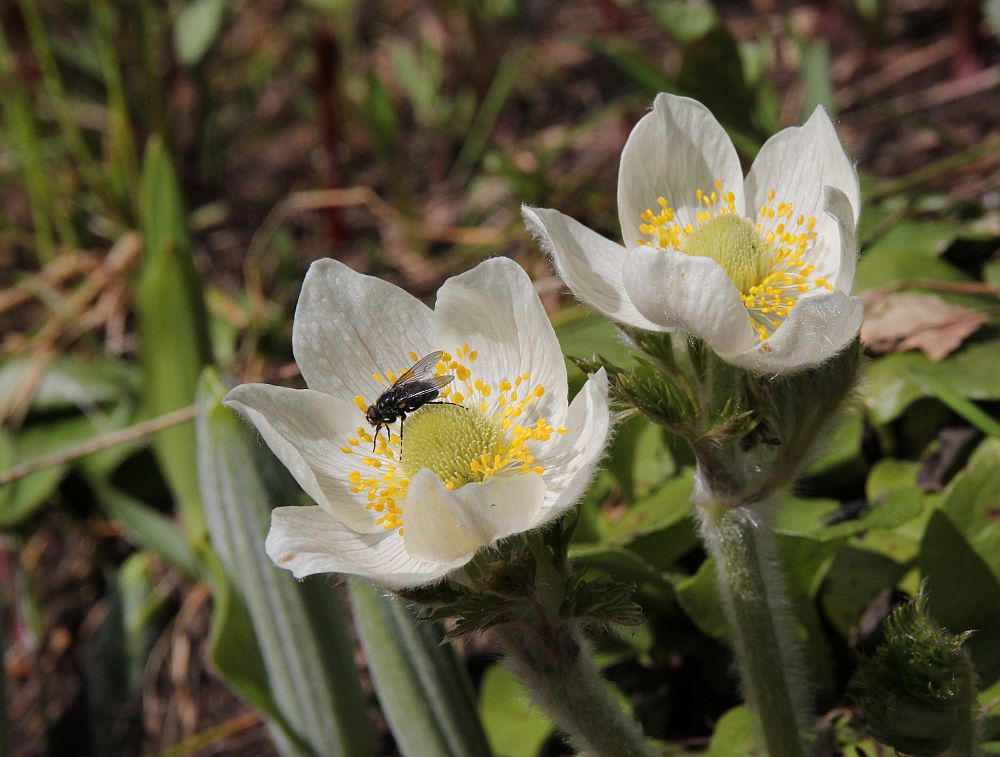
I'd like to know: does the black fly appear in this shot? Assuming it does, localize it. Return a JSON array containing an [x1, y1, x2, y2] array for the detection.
[[365, 351, 459, 451]]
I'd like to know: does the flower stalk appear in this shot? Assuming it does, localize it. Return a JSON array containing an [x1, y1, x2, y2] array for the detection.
[[493, 534, 656, 757], [695, 499, 810, 757]]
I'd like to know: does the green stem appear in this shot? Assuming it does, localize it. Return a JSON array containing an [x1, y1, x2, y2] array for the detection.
[[492, 535, 655, 757], [493, 620, 654, 757], [695, 500, 811, 757]]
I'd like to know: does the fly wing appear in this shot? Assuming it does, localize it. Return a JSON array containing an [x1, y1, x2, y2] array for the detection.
[[397, 374, 454, 408], [393, 350, 444, 386], [423, 374, 454, 391]]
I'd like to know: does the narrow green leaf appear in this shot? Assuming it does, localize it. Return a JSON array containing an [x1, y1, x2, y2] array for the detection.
[[799, 38, 835, 118], [0, 21, 56, 260], [91, 0, 140, 209], [349, 581, 492, 757], [0, 405, 133, 527], [196, 369, 374, 757], [137, 137, 212, 539], [0, 357, 141, 414], [450, 46, 526, 181], [200, 547, 309, 754], [905, 367, 1000, 439], [94, 483, 201, 579], [173, 0, 228, 67]]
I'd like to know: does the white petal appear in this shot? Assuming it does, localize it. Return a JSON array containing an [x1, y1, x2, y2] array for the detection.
[[522, 206, 670, 332], [537, 369, 611, 520], [824, 187, 857, 293], [744, 107, 860, 266], [622, 248, 757, 355], [403, 469, 546, 563], [618, 93, 745, 249], [724, 290, 863, 374], [292, 258, 435, 401], [265, 506, 456, 589], [432, 257, 568, 423], [224, 383, 380, 533]]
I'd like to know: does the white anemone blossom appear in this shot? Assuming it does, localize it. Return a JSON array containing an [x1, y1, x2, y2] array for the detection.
[[224, 257, 610, 590], [523, 93, 863, 374]]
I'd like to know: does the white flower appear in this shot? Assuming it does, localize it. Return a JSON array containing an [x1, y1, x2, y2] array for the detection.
[[224, 257, 610, 590], [523, 93, 863, 374]]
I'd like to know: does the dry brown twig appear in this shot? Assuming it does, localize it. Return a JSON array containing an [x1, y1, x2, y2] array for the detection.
[[0, 405, 196, 486], [0, 232, 143, 426]]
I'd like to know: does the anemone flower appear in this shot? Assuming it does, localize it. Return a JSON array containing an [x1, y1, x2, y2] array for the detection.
[[524, 93, 862, 374], [224, 257, 609, 589]]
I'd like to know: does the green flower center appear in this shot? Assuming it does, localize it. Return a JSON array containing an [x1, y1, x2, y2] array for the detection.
[[401, 405, 502, 487], [685, 214, 770, 294]]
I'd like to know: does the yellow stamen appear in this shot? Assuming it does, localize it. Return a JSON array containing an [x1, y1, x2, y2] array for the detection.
[[638, 182, 830, 341]]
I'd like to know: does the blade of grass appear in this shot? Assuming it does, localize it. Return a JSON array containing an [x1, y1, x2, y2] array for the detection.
[[17, 0, 122, 226], [196, 368, 375, 757], [450, 45, 526, 183], [91, 0, 140, 216], [94, 483, 201, 579], [0, 20, 57, 261], [350, 581, 493, 757], [137, 139, 211, 540]]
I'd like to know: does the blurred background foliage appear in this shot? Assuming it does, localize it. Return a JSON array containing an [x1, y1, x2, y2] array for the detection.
[[0, 0, 999, 754]]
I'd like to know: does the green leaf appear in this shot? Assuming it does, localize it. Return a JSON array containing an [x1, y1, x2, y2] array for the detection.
[[674, 557, 728, 639], [554, 309, 637, 391], [0, 404, 134, 527], [478, 665, 552, 757], [864, 342, 1000, 425], [920, 508, 1000, 685], [704, 705, 758, 756], [138, 137, 212, 538], [776, 490, 922, 543], [602, 417, 676, 502], [0, 357, 140, 414], [799, 37, 835, 118], [677, 28, 757, 145], [173, 0, 227, 67], [647, 1, 720, 43], [581, 38, 674, 97], [196, 369, 374, 757], [93, 483, 201, 579], [804, 412, 864, 479], [938, 439, 1000, 581], [905, 366, 1000, 439], [201, 547, 304, 750], [598, 473, 693, 547], [349, 582, 492, 757], [820, 545, 908, 638], [856, 219, 966, 292]]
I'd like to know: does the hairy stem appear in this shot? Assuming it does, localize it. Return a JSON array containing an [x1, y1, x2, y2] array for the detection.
[[695, 500, 811, 757], [493, 619, 653, 757], [492, 535, 655, 757]]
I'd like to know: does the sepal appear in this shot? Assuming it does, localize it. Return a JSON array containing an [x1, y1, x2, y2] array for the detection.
[[397, 529, 644, 638]]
